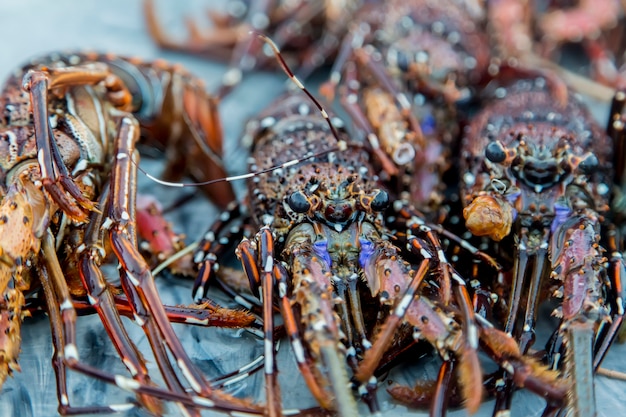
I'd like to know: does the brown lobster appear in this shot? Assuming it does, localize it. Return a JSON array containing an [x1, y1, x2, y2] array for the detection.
[[460, 73, 626, 416], [186, 37, 567, 417], [0, 51, 264, 415], [144, 0, 360, 97], [318, 0, 493, 219]]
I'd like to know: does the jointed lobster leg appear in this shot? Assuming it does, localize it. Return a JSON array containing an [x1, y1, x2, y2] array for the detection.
[[44, 225, 222, 415], [214, 1, 329, 97], [338, 61, 402, 176], [237, 232, 336, 412], [24, 67, 114, 221], [193, 201, 244, 299], [239, 227, 282, 417], [593, 226, 625, 370], [39, 241, 136, 415], [273, 262, 335, 410], [120, 157, 204, 417], [108, 114, 262, 414], [72, 295, 256, 329], [144, 0, 349, 97], [353, 231, 486, 414], [38, 236, 254, 414], [237, 224, 360, 417], [76, 186, 164, 414]]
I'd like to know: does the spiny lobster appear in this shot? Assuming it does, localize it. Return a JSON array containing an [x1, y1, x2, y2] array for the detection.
[[316, 0, 493, 224], [0, 51, 266, 415], [186, 36, 567, 417], [144, 0, 360, 97], [460, 72, 626, 416]]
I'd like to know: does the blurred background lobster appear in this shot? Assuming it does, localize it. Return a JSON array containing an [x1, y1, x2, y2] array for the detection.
[[144, 0, 361, 97], [488, 0, 626, 98]]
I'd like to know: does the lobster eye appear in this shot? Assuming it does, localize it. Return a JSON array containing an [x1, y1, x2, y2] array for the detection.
[[287, 191, 311, 213], [370, 190, 389, 212], [485, 141, 507, 163], [578, 153, 598, 174], [388, 47, 410, 72], [397, 51, 410, 72]]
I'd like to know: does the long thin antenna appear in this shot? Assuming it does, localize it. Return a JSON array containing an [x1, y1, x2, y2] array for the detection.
[[134, 33, 349, 189]]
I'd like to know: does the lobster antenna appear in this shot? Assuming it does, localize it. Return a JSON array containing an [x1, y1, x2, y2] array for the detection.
[[255, 33, 347, 149], [133, 33, 349, 189]]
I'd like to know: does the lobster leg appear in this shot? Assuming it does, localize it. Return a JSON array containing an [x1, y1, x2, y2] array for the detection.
[[38, 236, 255, 414], [493, 229, 545, 415], [143, 0, 245, 59], [519, 240, 549, 353], [593, 226, 625, 370], [216, 1, 327, 97], [503, 230, 532, 335], [163, 70, 236, 208], [193, 201, 243, 299], [38, 247, 136, 415], [121, 269, 199, 417], [477, 316, 567, 404], [274, 262, 335, 410], [397, 205, 456, 305], [144, 0, 334, 98], [258, 228, 282, 417], [107, 113, 262, 414], [72, 296, 256, 328], [76, 186, 164, 414], [43, 229, 219, 414], [321, 21, 373, 101], [354, 245, 431, 386], [75, 190, 255, 332], [238, 236, 334, 410], [23, 68, 110, 222], [284, 231, 359, 417], [236, 231, 282, 417], [357, 232, 485, 414], [119, 164, 201, 417]]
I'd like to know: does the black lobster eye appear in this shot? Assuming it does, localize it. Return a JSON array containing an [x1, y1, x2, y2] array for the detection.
[[397, 51, 410, 72], [287, 191, 311, 213], [485, 141, 507, 163], [370, 190, 389, 212], [578, 153, 598, 174]]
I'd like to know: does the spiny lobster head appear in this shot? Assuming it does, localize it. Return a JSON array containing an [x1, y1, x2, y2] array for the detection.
[[383, 33, 472, 103], [485, 130, 599, 193], [285, 173, 389, 228], [379, 0, 489, 103], [464, 128, 599, 241]]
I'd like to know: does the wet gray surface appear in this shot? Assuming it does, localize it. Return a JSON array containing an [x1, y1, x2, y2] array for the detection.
[[0, 1, 624, 416]]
